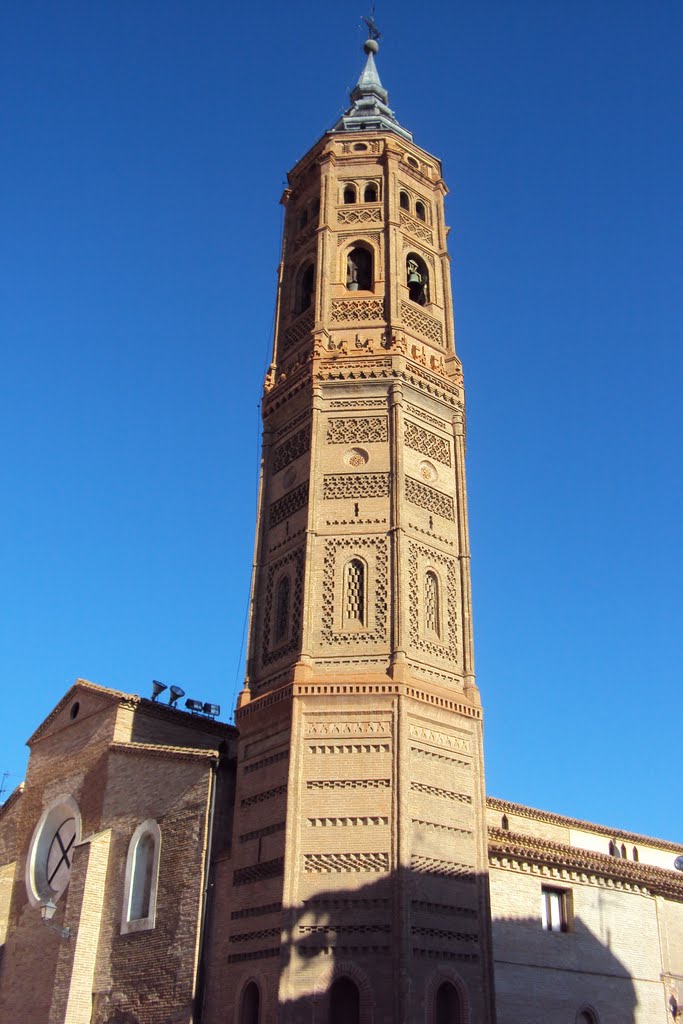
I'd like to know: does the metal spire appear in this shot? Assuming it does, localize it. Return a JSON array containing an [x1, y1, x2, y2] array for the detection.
[[333, 19, 413, 142]]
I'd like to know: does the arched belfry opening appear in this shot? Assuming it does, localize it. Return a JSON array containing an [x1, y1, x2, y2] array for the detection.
[[295, 261, 315, 314], [239, 981, 260, 1024], [407, 252, 429, 305], [347, 246, 373, 291], [435, 981, 463, 1024]]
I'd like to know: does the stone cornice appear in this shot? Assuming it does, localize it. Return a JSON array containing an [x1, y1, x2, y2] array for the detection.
[[488, 827, 683, 902], [487, 796, 683, 855]]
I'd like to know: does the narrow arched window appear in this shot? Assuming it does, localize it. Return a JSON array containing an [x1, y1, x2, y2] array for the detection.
[[240, 981, 261, 1024], [275, 575, 290, 644], [407, 252, 429, 305], [298, 208, 308, 230], [415, 200, 426, 221], [501, 814, 509, 831], [344, 559, 365, 627], [121, 820, 161, 933], [346, 247, 373, 291], [343, 185, 356, 204], [295, 261, 315, 314], [609, 840, 620, 857], [364, 183, 378, 203], [621, 843, 627, 858], [399, 190, 410, 210], [330, 977, 360, 1024], [435, 981, 462, 1024], [425, 570, 440, 637], [632, 846, 639, 861]]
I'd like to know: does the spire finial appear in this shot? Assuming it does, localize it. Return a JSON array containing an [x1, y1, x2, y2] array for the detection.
[[362, 9, 381, 52]]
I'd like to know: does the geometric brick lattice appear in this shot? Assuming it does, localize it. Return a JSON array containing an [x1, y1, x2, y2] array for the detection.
[[269, 481, 309, 527], [272, 425, 311, 473], [261, 546, 304, 666], [404, 420, 451, 466], [321, 535, 389, 646], [326, 417, 388, 444], [401, 300, 444, 345], [405, 476, 454, 519], [323, 473, 390, 500], [407, 541, 458, 663], [303, 851, 390, 873]]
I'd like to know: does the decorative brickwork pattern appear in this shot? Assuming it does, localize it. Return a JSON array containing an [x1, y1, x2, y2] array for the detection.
[[410, 854, 475, 877], [405, 402, 450, 431], [411, 781, 471, 803], [269, 482, 309, 527], [405, 476, 454, 519], [227, 948, 280, 963], [337, 207, 382, 224], [404, 420, 451, 466], [272, 426, 311, 473], [330, 298, 385, 322], [262, 546, 304, 666], [307, 778, 390, 790], [400, 211, 434, 246], [304, 851, 389, 873], [231, 902, 282, 921], [330, 398, 386, 409], [230, 927, 280, 943], [323, 474, 389, 499], [411, 745, 469, 769], [282, 308, 314, 354], [307, 719, 390, 737], [233, 857, 285, 886], [239, 822, 286, 843], [408, 542, 458, 661], [345, 559, 365, 625], [307, 816, 388, 827], [240, 785, 287, 808], [308, 743, 390, 754], [401, 300, 444, 345], [412, 819, 472, 838], [321, 536, 389, 645], [413, 948, 479, 963], [425, 570, 439, 635], [411, 900, 478, 919], [243, 749, 289, 774], [412, 925, 478, 943], [326, 417, 388, 444], [409, 724, 471, 754]]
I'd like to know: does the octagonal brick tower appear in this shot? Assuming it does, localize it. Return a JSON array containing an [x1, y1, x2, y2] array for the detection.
[[218, 36, 497, 1024]]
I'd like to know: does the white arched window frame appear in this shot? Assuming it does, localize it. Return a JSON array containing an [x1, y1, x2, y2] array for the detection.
[[121, 819, 161, 934]]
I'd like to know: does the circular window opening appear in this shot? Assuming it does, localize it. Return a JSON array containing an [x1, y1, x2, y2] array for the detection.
[[70, 701, 80, 720], [407, 156, 419, 168], [344, 447, 369, 468], [26, 795, 82, 907]]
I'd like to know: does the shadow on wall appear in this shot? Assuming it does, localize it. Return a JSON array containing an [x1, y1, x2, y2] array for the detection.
[[222, 869, 638, 1024]]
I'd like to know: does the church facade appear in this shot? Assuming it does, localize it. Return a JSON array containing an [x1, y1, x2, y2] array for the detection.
[[1, 35, 682, 1024]]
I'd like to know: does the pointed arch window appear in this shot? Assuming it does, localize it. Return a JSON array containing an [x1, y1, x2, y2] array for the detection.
[[407, 252, 429, 306], [344, 559, 366, 627], [346, 246, 373, 291], [364, 183, 378, 203], [240, 981, 261, 1024], [329, 977, 360, 1024], [425, 570, 440, 638], [274, 575, 291, 645], [435, 981, 462, 1024], [121, 819, 161, 933], [343, 184, 357, 204], [295, 261, 315, 314]]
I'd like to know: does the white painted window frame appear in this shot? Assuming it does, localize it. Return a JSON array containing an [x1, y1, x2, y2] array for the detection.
[[120, 819, 161, 935]]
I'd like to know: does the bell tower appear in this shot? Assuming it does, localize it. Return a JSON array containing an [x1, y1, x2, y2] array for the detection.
[[215, 29, 497, 1024]]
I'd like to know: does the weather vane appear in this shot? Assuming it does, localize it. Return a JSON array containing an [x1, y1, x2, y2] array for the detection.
[[362, 8, 381, 42]]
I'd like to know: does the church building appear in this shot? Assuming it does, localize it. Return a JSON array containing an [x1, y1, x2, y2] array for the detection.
[[1, 30, 682, 1024]]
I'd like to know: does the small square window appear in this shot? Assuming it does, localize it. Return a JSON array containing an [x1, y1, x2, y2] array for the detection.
[[541, 886, 572, 932]]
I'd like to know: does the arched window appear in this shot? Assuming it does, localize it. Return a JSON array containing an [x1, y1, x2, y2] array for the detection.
[[609, 840, 620, 857], [346, 246, 373, 291], [344, 559, 366, 627], [435, 981, 462, 1024], [298, 208, 308, 230], [295, 261, 315, 314], [343, 185, 357, 204], [621, 843, 627, 858], [329, 977, 360, 1024], [399, 190, 410, 210], [501, 814, 509, 831], [632, 846, 639, 861], [425, 570, 440, 637], [121, 820, 161, 933], [274, 575, 290, 644], [240, 981, 261, 1024], [364, 183, 378, 203], [415, 200, 426, 221], [406, 253, 429, 305], [577, 1010, 598, 1024]]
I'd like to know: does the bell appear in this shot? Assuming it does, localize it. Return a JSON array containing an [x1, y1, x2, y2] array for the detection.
[[347, 280, 359, 291], [408, 271, 421, 286]]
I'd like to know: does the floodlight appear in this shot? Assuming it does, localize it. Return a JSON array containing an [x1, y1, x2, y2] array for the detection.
[[151, 680, 167, 702], [203, 703, 220, 718], [169, 685, 185, 706], [185, 698, 204, 713]]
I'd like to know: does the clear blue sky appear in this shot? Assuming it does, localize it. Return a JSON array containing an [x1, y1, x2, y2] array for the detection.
[[1, 2, 681, 842]]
